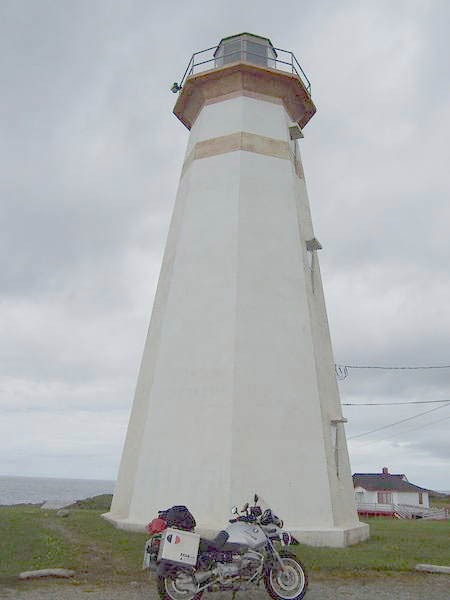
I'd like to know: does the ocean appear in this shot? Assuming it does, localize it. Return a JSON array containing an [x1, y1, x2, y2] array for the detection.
[[0, 475, 115, 509]]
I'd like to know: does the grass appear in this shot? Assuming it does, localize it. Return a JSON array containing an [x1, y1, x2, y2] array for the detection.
[[430, 492, 450, 510], [0, 504, 148, 587], [294, 518, 450, 575], [0, 501, 449, 587], [64, 494, 113, 511], [0, 505, 79, 586]]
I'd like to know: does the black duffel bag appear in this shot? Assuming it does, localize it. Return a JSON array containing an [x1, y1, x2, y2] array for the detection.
[[158, 505, 196, 532]]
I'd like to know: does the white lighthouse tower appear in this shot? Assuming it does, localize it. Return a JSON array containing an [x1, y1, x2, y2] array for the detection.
[[104, 33, 369, 547]]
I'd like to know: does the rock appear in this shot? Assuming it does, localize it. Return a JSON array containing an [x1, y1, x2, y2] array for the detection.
[[19, 568, 75, 579], [56, 509, 70, 517], [415, 563, 450, 574]]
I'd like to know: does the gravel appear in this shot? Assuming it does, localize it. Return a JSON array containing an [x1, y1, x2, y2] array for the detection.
[[1, 574, 449, 600]]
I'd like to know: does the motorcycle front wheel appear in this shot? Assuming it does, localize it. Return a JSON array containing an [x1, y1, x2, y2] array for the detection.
[[264, 552, 308, 600], [157, 573, 203, 600]]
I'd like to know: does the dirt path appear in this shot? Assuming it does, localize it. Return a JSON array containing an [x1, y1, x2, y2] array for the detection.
[[43, 517, 136, 580], [1, 573, 449, 600]]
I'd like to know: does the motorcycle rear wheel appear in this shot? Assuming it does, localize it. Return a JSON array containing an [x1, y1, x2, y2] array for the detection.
[[157, 574, 203, 600], [264, 552, 308, 600]]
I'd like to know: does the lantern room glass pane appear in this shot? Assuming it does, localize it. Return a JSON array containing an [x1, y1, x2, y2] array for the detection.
[[246, 41, 267, 66], [221, 40, 242, 65]]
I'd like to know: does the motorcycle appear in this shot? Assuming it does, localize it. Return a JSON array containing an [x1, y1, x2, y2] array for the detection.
[[143, 494, 308, 600]]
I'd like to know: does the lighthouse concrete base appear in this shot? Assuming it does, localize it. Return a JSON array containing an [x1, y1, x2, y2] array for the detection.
[[291, 522, 370, 547], [101, 513, 147, 533], [102, 512, 369, 548]]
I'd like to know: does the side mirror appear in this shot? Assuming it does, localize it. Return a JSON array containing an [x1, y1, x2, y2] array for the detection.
[[231, 506, 238, 515], [254, 494, 259, 503]]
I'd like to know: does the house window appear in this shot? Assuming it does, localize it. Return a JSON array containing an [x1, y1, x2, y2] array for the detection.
[[377, 491, 393, 504], [355, 491, 364, 504], [419, 492, 423, 504]]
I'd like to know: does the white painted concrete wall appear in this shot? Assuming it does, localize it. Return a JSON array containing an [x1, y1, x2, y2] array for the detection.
[[105, 93, 368, 546], [186, 95, 288, 158]]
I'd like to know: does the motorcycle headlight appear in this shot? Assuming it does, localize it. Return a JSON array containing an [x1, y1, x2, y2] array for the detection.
[[273, 515, 283, 528]]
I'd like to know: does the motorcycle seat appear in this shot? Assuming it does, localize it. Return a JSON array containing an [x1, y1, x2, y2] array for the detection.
[[199, 530, 243, 553]]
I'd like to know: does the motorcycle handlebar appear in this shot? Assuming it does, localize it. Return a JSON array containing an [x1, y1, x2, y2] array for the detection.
[[229, 514, 257, 523]]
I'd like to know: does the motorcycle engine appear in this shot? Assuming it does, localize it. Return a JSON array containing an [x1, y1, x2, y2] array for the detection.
[[217, 562, 240, 579], [194, 560, 239, 586], [195, 550, 262, 588], [240, 551, 262, 578]]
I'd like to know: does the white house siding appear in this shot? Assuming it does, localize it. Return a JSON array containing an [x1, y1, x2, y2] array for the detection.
[[354, 486, 429, 509], [394, 491, 429, 508], [354, 487, 377, 504]]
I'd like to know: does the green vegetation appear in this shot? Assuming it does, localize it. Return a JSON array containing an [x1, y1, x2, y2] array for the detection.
[[0, 506, 78, 581], [64, 494, 113, 511], [295, 517, 450, 576], [429, 492, 450, 510], [0, 500, 449, 587], [0, 504, 148, 587]]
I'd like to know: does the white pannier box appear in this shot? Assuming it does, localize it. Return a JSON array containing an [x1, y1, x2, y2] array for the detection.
[[158, 528, 200, 566]]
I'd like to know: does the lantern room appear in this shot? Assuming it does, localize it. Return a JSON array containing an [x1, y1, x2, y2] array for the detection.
[[214, 33, 277, 68]]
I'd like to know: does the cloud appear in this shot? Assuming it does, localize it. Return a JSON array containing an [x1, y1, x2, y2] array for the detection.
[[0, 409, 127, 480], [1, 0, 449, 487]]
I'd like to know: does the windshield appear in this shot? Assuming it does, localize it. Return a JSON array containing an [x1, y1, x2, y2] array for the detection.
[[232, 493, 280, 520]]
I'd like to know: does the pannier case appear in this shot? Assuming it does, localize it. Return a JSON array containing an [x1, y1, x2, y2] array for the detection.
[[158, 528, 200, 566]]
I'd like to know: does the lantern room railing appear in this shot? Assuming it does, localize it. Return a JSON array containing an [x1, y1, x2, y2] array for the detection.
[[172, 44, 312, 96]]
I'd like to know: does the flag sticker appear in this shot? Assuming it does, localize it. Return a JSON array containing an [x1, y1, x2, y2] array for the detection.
[[166, 533, 181, 544]]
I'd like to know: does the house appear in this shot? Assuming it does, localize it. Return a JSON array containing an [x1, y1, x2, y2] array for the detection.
[[353, 467, 430, 517]]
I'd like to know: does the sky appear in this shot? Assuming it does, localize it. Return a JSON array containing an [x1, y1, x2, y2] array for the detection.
[[1, 0, 449, 491]]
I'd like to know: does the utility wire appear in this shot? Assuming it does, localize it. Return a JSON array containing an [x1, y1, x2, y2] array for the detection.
[[347, 401, 450, 440], [345, 365, 450, 370], [348, 414, 450, 449], [335, 363, 450, 380], [342, 399, 450, 406], [393, 414, 450, 437]]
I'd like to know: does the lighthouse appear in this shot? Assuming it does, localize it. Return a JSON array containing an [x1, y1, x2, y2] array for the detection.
[[104, 33, 369, 547]]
